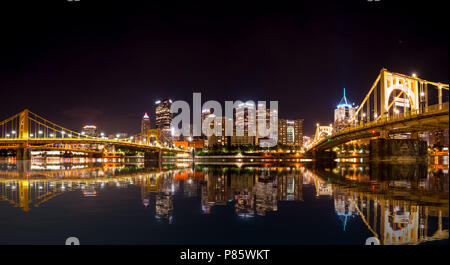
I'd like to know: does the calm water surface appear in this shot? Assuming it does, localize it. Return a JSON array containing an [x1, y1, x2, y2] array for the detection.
[[0, 160, 448, 245]]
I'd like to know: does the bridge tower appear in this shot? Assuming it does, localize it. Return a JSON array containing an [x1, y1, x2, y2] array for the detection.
[[18, 109, 29, 140], [379, 68, 420, 117], [313, 125, 333, 143]]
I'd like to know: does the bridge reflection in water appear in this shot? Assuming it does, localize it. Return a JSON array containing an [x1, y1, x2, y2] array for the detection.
[[0, 160, 448, 245], [311, 163, 448, 245]]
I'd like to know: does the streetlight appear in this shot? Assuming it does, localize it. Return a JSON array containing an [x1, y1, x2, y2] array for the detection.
[[316, 123, 319, 127], [61, 131, 65, 138]]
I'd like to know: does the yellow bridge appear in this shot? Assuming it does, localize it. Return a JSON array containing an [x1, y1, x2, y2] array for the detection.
[[0, 109, 188, 159], [309, 68, 449, 152]]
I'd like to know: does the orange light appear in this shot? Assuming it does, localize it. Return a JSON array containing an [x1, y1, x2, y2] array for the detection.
[[371, 130, 376, 135]]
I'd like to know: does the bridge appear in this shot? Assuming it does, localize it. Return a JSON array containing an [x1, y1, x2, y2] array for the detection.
[[308, 68, 449, 159], [0, 109, 188, 160]]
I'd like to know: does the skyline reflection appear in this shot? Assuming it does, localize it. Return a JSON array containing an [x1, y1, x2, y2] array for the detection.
[[0, 160, 448, 245]]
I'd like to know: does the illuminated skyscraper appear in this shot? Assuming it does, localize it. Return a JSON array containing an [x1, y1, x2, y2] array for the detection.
[[257, 103, 278, 147], [82, 125, 98, 137], [155, 99, 173, 139], [141, 112, 151, 135], [231, 102, 257, 146], [278, 119, 303, 147], [205, 115, 230, 147], [334, 88, 356, 131]]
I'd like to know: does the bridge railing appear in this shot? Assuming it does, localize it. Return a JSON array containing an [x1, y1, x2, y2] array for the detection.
[[312, 102, 449, 147], [344, 102, 447, 133], [0, 135, 187, 151]]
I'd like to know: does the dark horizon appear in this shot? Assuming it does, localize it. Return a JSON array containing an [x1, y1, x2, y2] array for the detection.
[[0, 0, 448, 136]]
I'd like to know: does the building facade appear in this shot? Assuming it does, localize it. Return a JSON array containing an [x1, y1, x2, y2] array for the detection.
[[278, 119, 303, 147], [155, 99, 173, 139], [82, 125, 98, 137], [257, 103, 278, 147], [141, 112, 151, 135], [232, 102, 257, 146], [334, 88, 356, 131], [205, 116, 230, 147]]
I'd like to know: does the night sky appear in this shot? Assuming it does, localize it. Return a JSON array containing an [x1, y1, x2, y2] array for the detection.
[[0, 0, 448, 136]]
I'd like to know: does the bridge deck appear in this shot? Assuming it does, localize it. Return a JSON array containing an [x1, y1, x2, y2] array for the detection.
[[311, 103, 449, 151]]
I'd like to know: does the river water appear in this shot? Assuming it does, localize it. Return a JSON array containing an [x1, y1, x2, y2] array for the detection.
[[0, 159, 448, 245]]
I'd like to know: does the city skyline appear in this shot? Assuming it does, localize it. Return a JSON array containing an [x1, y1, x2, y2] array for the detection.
[[0, 0, 447, 136], [0, 0, 448, 251]]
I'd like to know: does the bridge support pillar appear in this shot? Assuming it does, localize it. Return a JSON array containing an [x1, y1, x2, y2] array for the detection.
[[16, 146, 31, 161], [410, 132, 420, 140], [379, 130, 389, 139], [369, 139, 427, 162], [144, 150, 162, 161]]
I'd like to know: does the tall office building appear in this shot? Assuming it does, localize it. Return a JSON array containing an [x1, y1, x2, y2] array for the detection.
[[141, 112, 151, 135], [257, 103, 277, 147], [231, 102, 257, 146], [82, 125, 98, 137], [205, 115, 230, 147], [278, 119, 303, 147], [334, 88, 356, 131], [198, 108, 212, 141], [155, 99, 173, 139], [235, 102, 255, 133]]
